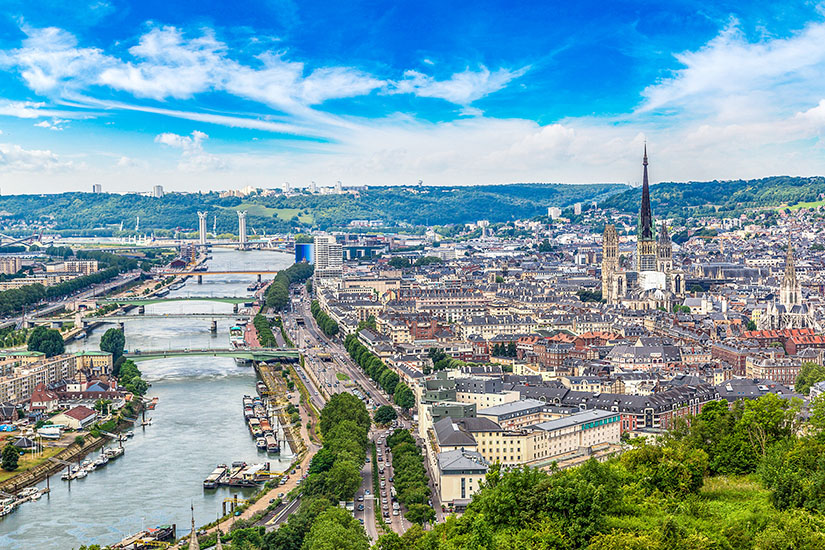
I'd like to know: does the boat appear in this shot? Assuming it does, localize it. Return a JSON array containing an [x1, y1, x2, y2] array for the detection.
[[74, 468, 87, 479], [259, 418, 272, 433], [248, 418, 263, 438], [256, 437, 267, 450], [141, 418, 152, 426], [105, 447, 125, 460], [203, 464, 228, 489], [265, 434, 280, 454], [229, 325, 246, 348], [0, 503, 15, 517], [74, 332, 87, 340]]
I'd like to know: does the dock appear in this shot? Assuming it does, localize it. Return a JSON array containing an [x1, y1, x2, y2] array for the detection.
[[254, 362, 304, 456]]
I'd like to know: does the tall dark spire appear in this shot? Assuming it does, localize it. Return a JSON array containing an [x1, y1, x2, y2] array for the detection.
[[639, 144, 654, 241]]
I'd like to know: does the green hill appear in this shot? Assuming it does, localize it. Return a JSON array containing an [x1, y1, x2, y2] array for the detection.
[[0, 183, 627, 234], [601, 176, 825, 220]]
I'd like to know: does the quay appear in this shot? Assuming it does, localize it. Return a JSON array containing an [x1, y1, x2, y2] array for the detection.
[[254, 362, 305, 456]]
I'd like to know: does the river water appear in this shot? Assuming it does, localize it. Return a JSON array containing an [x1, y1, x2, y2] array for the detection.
[[0, 248, 295, 550]]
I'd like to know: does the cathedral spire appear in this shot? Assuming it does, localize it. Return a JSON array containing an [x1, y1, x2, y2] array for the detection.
[[639, 144, 654, 241], [188, 503, 200, 550], [780, 237, 800, 307]]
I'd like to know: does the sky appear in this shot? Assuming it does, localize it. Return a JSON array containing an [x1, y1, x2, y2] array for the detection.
[[1, 1, 825, 194]]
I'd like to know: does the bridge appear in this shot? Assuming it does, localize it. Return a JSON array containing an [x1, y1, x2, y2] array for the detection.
[[157, 270, 280, 277], [124, 348, 299, 362], [98, 296, 253, 306]]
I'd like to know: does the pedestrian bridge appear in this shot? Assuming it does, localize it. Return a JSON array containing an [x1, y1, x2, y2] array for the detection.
[[124, 348, 300, 362]]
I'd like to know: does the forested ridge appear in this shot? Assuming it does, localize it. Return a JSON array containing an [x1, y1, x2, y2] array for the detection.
[[601, 176, 825, 219], [0, 183, 624, 233]]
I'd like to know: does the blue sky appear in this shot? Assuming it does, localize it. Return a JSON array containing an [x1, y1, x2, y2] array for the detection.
[[0, 0, 824, 193]]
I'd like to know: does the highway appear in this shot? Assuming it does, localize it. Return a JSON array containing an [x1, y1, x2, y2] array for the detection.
[[281, 287, 420, 538], [0, 270, 141, 330]]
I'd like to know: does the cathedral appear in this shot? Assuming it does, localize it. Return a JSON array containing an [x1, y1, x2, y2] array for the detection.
[[759, 240, 815, 330], [601, 147, 685, 309]]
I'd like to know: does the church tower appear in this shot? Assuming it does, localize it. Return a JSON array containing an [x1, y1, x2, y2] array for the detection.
[[636, 145, 657, 272], [780, 239, 800, 308], [656, 221, 672, 273], [602, 224, 619, 303]]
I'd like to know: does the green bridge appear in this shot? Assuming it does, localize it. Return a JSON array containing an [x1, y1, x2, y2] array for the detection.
[[100, 296, 253, 306], [124, 348, 299, 362]]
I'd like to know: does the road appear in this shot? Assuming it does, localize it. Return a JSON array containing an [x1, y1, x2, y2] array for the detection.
[[280, 287, 429, 538], [0, 270, 141, 329]]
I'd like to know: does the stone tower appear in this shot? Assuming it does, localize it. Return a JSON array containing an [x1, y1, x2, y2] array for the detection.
[[637, 145, 657, 271], [656, 221, 673, 273], [780, 239, 800, 308], [602, 224, 619, 303]]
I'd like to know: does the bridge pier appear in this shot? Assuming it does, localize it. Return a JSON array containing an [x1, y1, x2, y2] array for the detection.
[[233, 303, 239, 313], [210, 320, 217, 333], [197, 275, 203, 284], [257, 274, 262, 283], [118, 322, 125, 332], [50, 321, 62, 330], [23, 320, 34, 329], [138, 305, 145, 315]]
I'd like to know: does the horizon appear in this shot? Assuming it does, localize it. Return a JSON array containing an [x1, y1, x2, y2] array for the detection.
[[1, 2, 825, 193]]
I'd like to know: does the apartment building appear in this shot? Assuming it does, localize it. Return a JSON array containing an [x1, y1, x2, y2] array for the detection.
[[0, 354, 79, 403], [0, 256, 22, 274], [46, 260, 99, 275]]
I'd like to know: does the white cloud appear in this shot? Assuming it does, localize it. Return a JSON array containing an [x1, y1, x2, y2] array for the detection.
[[0, 25, 112, 94], [391, 66, 529, 105], [0, 142, 72, 171], [154, 130, 226, 172], [639, 19, 825, 121], [33, 118, 69, 130]]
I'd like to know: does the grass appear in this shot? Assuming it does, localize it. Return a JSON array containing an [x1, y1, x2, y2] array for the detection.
[[603, 475, 775, 540], [788, 199, 825, 211], [0, 447, 63, 483], [229, 204, 315, 224], [336, 372, 350, 381]]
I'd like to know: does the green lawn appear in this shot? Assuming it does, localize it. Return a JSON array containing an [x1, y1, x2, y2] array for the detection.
[[229, 204, 314, 224], [788, 199, 825, 210], [0, 447, 63, 483], [336, 372, 350, 381]]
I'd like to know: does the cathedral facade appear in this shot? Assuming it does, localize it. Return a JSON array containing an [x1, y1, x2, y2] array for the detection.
[[759, 240, 815, 330], [601, 147, 685, 308]]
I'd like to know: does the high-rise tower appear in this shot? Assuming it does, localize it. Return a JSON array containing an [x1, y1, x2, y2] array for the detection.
[[197, 212, 208, 246], [636, 145, 657, 271], [780, 239, 800, 308], [601, 224, 619, 303], [237, 211, 248, 249]]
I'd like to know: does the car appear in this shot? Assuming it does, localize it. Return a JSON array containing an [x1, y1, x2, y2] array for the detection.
[[365, 457, 370, 463], [383, 511, 390, 517], [358, 518, 364, 524], [389, 477, 394, 482], [357, 504, 364, 511], [357, 496, 364, 502], [383, 504, 389, 510], [385, 517, 392, 524], [392, 510, 399, 516], [382, 498, 387, 504], [365, 489, 371, 495], [392, 502, 399, 510]]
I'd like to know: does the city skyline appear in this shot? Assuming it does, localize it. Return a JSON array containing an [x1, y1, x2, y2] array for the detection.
[[1, 1, 825, 193]]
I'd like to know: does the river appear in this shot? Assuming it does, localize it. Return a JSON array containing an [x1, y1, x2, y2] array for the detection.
[[0, 248, 295, 550]]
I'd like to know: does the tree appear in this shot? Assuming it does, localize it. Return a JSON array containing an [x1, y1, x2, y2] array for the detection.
[[1, 443, 19, 471], [405, 503, 435, 524], [393, 384, 415, 409], [388, 257, 411, 269], [27, 326, 65, 357], [374, 405, 397, 425], [796, 362, 825, 395], [326, 460, 362, 501], [99, 328, 125, 362], [301, 507, 369, 550]]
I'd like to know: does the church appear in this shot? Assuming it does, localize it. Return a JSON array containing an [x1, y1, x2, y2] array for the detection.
[[758, 240, 816, 330], [601, 147, 685, 309]]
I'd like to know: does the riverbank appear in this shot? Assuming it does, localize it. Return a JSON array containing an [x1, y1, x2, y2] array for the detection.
[[0, 401, 142, 494]]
